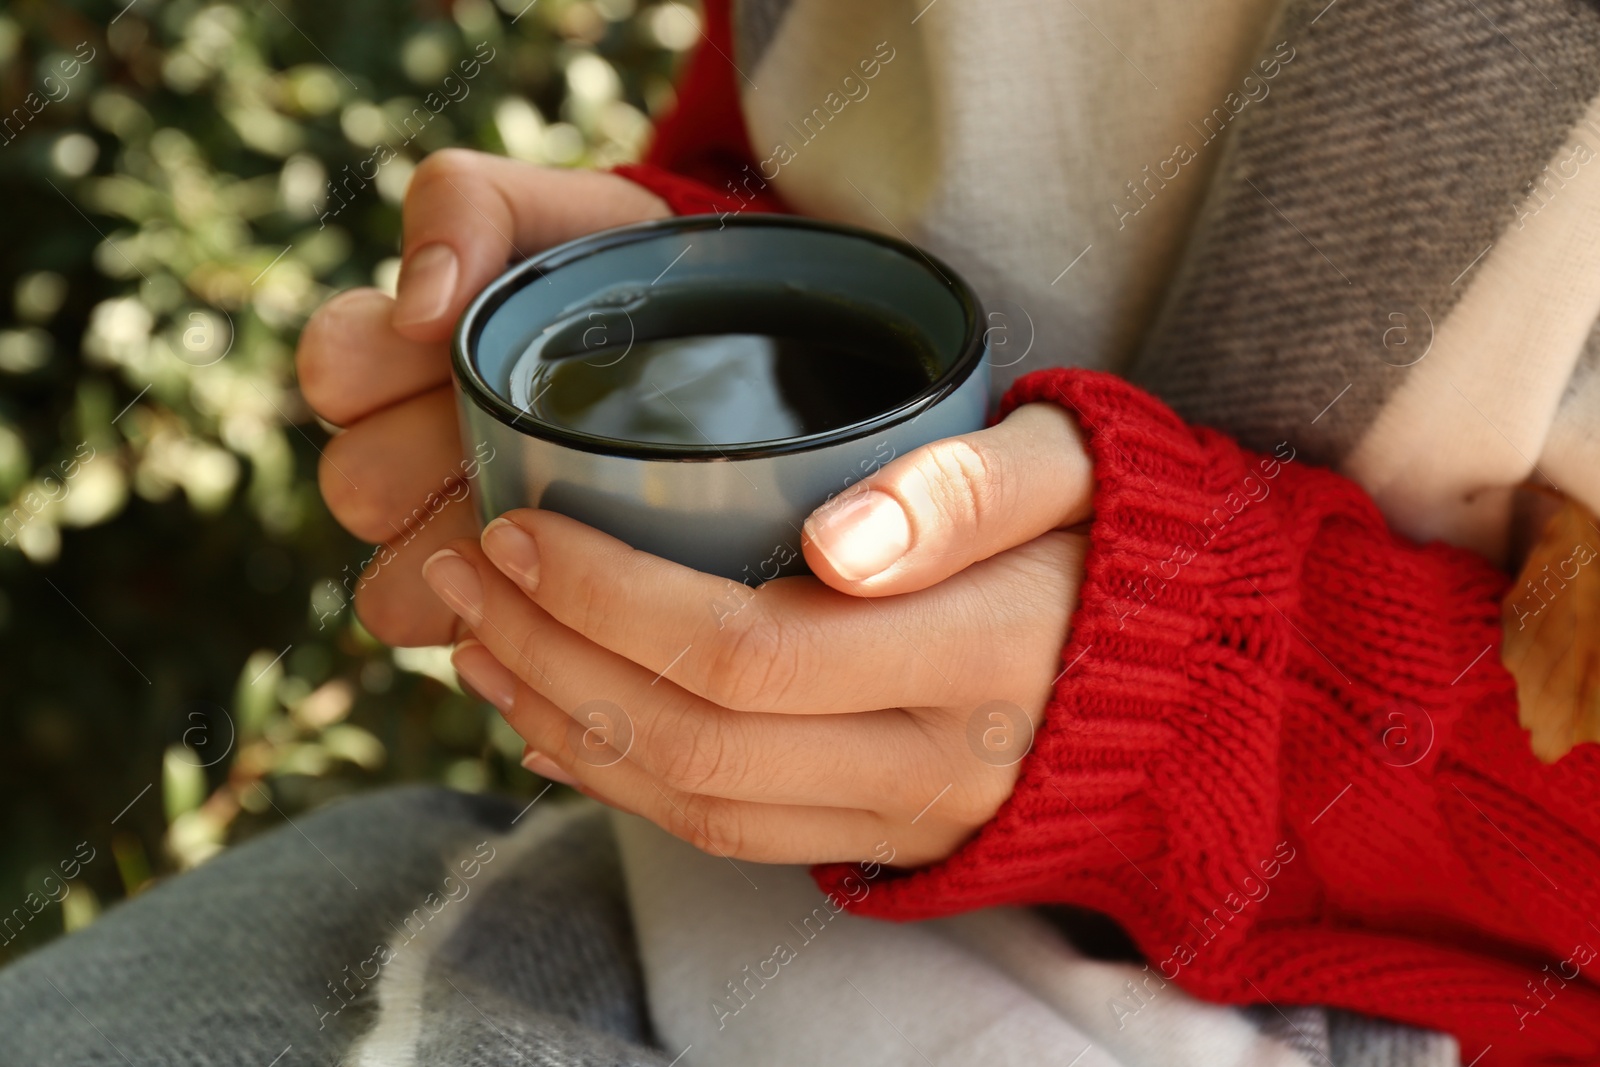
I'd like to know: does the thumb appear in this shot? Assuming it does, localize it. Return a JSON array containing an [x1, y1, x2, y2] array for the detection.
[[391, 150, 671, 342], [801, 402, 1093, 596]]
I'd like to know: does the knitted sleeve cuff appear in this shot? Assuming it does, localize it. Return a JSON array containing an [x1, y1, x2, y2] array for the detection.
[[610, 162, 786, 219], [813, 369, 1319, 951]]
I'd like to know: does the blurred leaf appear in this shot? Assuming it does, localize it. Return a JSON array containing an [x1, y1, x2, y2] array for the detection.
[[162, 745, 207, 821], [60, 883, 100, 933], [1, 0, 690, 950]]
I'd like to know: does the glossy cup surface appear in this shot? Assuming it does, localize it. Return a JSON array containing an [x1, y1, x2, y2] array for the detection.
[[452, 214, 990, 582]]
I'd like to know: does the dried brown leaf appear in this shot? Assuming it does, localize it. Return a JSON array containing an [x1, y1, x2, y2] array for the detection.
[[1502, 495, 1600, 762]]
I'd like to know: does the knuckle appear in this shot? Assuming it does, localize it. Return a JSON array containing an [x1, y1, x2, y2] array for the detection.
[[944, 779, 1009, 828], [654, 710, 732, 794], [406, 148, 486, 210], [508, 626, 543, 693], [921, 437, 1001, 530], [316, 442, 364, 531], [317, 436, 387, 543], [698, 610, 801, 712], [295, 289, 372, 420], [678, 794, 746, 860], [353, 579, 455, 648], [565, 561, 623, 640], [392, 492, 450, 545], [507, 690, 569, 758]]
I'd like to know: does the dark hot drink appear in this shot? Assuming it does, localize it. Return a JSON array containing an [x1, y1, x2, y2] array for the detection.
[[507, 282, 940, 447]]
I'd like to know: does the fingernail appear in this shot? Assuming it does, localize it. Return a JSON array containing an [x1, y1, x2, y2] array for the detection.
[[482, 517, 540, 592], [393, 243, 459, 329], [422, 548, 484, 628], [805, 490, 911, 581], [521, 748, 579, 787], [452, 639, 516, 713]]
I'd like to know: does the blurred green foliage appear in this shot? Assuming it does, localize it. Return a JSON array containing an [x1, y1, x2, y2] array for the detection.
[[0, 0, 695, 962]]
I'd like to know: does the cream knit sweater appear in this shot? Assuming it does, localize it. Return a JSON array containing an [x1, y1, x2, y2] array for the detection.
[[615, 0, 1600, 1064]]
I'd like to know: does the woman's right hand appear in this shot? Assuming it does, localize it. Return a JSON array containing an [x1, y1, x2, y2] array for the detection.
[[295, 150, 671, 646]]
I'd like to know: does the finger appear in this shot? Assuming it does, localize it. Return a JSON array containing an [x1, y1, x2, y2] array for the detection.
[[452, 637, 519, 711], [296, 288, 451, 427], [801, 402, 1093, 596], [445, 640, 609, 789], [319, 387, 467, 544], [477, 665, 905, 865], [459, 637, 1004, 867], [314, 384, 481, 646], [393, 151, 670, 340], [520, 748, 579, 788], [350, 507, 477, 647], [433, 540, 947, 809], [475, 509, 1078, 714]]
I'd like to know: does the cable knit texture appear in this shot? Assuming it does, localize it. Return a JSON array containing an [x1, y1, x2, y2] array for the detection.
[[615, 128, 1600, 1067], [609, 3, 1600, 1057], [811, 370, 1600, 1065]]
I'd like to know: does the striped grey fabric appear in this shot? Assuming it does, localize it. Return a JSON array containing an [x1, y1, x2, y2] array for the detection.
[[0, 785, 1448, 1066], [1131, 0, 1600, 465], [0, 789, 667, 1067], [1246, 1006, 1460, 1067]]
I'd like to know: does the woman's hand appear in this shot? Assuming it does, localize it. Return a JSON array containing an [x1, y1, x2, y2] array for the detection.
[[429, 402, 1095, 867], [296, 151, 670, 645]]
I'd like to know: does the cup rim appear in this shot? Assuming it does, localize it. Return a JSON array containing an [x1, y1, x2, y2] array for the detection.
[[451, 213, 987, 461]]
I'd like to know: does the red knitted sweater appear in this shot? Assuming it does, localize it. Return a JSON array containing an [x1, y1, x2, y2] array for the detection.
[[614, 3, 1600, 1062]]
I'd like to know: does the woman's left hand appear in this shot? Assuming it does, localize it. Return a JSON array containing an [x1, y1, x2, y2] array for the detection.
[[425, 402, 1093, 867]]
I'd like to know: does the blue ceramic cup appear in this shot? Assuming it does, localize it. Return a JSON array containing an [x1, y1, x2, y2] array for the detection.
[[451, 214, 989, 583]]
